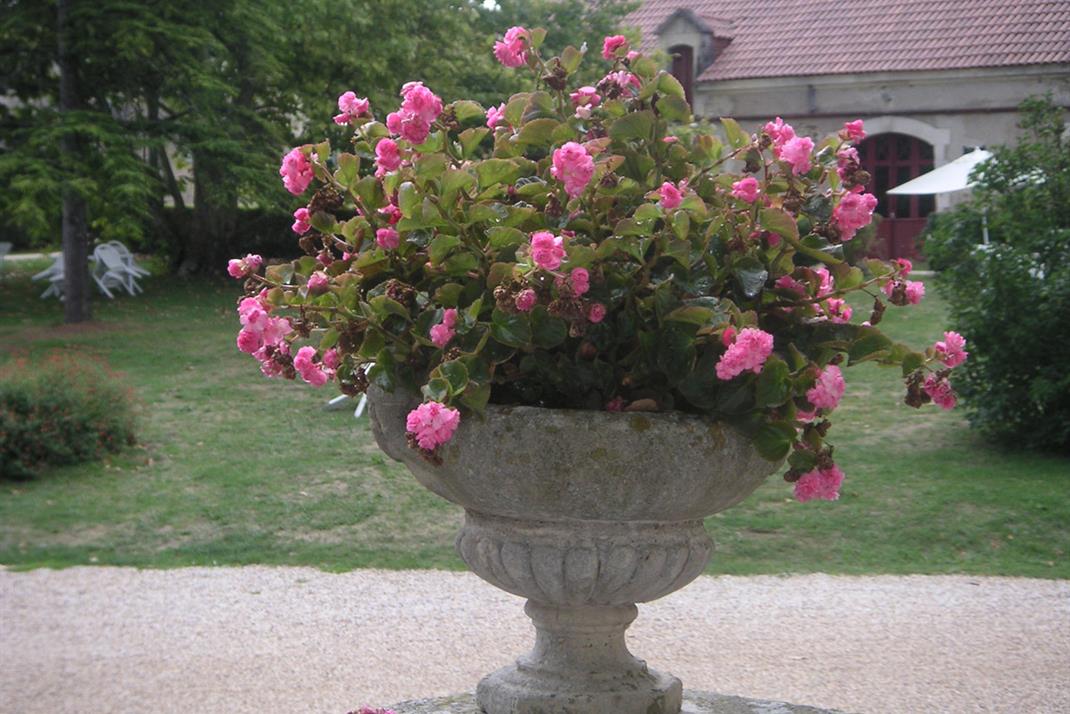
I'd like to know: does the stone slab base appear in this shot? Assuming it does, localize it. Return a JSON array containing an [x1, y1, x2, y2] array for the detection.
[[388, 690, 845, 713]]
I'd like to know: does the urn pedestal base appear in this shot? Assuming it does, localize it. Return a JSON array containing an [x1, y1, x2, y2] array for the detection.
[[476, 601, 682, 714], [388, 691, 845, 714]]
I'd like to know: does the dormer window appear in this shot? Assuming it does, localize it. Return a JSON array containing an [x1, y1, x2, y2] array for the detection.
[[669, 44, 694, 106]]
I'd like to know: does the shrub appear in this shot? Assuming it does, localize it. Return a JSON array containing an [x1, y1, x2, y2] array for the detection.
[[0, 352, 137, 478], [923, 96, 1070, 452]]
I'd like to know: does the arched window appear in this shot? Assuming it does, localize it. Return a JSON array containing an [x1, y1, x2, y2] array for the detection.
[[669, 45, 694, 107]]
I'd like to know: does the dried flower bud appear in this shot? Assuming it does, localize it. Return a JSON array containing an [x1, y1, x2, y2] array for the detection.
[[869, 298, 886, 326]]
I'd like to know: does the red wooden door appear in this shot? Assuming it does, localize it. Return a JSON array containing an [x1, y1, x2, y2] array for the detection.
[[669, 45, 694, 108], [857, 133, 935, 259]]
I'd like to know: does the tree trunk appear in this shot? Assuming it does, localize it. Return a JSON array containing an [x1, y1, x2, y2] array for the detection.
[[181, 149, 237, 275], [58, 0, 91, 322]]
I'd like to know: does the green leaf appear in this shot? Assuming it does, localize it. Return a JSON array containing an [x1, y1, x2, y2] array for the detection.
[[423, 378, 450, 402], [438, 360, 469, 394], [733, 257, 769, 298], [459, 381, 492, 415], [459, 127, 490, 158], [487, 226, 526, 248], [336, 153, 360, 188], [490, 308, 531, 348], [609, 111, 655, 142], [760, 208, 800, 241], [665, 305, 717, 326], [452, 100, 485, 124], [433, 283, 464, 307], [655, 96, 691, 123], [848, 330, 894, 364], [443, 251, 479, 276], [398, 181, 419, 218], [657, 323, 698, 386], [355, 175, 384, 211], [516, 118, 560, 148], [561, 45, 584, 73], [369, 295, 410, 321], [720, 117, 750, 149], [901, 349, 926, 376], [476, 159, 522, 190], [656, 72, 686, 99], [429, 235, 461, 264], [753, 421, 796, 462], [441, 169, 476, 205], [487, 262, 515, 287], [529, 27, 547, 49], [788, 448, 818, 472], [756, 356, 792, 407], [530, 306, 567, 348]]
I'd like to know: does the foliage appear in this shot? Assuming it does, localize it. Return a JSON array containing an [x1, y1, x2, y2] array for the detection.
[[231, 30, 962, 498], [0, 352, 137, 479], [924, 96, 1070, 452]]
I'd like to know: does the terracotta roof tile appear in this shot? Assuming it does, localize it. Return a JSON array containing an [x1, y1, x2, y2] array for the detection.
[[627, 0, 1070, 81]]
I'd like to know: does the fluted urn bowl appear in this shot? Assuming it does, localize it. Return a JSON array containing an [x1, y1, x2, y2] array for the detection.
[[368, 386, 781, 714]]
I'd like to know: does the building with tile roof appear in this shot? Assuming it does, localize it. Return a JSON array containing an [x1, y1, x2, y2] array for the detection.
[[626, 0, 1070, 257]]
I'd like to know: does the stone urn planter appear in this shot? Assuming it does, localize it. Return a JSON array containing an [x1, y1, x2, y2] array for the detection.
[[368, 386, 781, 714]]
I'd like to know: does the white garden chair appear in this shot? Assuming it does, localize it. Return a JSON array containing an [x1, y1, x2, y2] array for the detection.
[[323, 363, 372, 418], [105, 241, 150, 277], [0, 242, 11, 280], [92, 244, 142, 297], [31, 254, 66, 299]]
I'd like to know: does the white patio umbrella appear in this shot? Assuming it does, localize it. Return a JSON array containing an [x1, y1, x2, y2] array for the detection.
[[887, 148, 993, 243]]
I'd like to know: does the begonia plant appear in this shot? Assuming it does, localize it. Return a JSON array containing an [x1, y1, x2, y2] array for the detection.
[[230, 28, 967, 502]]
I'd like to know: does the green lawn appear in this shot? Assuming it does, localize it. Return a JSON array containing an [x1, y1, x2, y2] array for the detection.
[[1, 259, 1067, 577]]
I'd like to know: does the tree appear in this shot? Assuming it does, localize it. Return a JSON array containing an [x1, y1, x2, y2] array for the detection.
[[924, 96, 1070, 452]]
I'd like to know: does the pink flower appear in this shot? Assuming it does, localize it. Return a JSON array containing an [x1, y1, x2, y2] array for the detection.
[[764, 117, 795, 148], [779, 135, 814, 175], [814, 267, 834, 297], [603, 71, 641, 94], [280, 147, 314, 195], [894, 257, 913, 276], [333, 91, 370, 124], [236, 328, 261, 354], [486, 103, 506, 129], [375, 138, 402, 177], [842, 119, 866, 142], [227, 253, 263, 279], [626, 50, 640, 61], [836, 147, 860, 181], [602, 35, 628, 60], [824, 297, 852, 323], [494, 26, 529, 68], [430, 308, 458, 348], [657, 181, 683, 211], [322, 348, 341, 370], [376, 227, 399, 251], [934, 331, 968, 368], [379, 203, 402, 225], [291, 207, 311, 234], [515, 288, 537, 312], [293, 346, 330, 387], [570, 268, 590, 296], [605, 396, 625, 412], [385, 82, 442, 145], [721, 325, 737, 347], [529, 231, 565, 271], [587, 303, 607, 323], [715, 327, 774, 380], [807, 364, 846, 410], [905, 280, 925, 305], [550, 142, 595, 199], [775, 275, 807, 295], [307, 271, 329, 295], [833, 192, 878, 241], [794, 464, 845, 502], [924, 374, 957, 410], [406, 401, 461, 450], [570, 86, 601, 108], [731, 176, 760, 203]]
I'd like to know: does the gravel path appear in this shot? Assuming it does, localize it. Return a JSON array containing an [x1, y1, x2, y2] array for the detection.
[[1, 567, 1067, 714]]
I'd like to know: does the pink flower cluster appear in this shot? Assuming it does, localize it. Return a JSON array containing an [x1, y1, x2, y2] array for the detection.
[[530, 231, 566, 270], [279, 147, 313, 195], [657, 181, 684, 210], [494, 26, 529, 68], [934, 331, 968, 368], [587, 303, 607, 323], [349, 706, 397, 714], [832, 191, 878, 241], [924, 374, 956, 410], [515, 288, 537, 312], [386, 82, 442, 145], [570, 86, 601, 119], [602, 70, 641, 94], [794, 464, 845, 502], [486, 103, 506, 129], [570, 267, 590, 296], [291, 207, 311, 234], [293, 345, 338, 387], [376, 227, 399, 250], [375, 138, 402, 177], [841, 119, 866, 142], [307, 271, 329, 295], [601, 35, 628, 60], [716, 327, 774, 380], [764, 117, 814, 175], [807, 365, 845, 410], [333, 91, 370, 125], [883, 278, 925, 305], [430, 308, 458, 348], [731, 176, 760, 203], [551, 142, 594, 198], [406, 401, 461, 450], [236, 291, 293, 377], [227, 253, 262, 279]]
